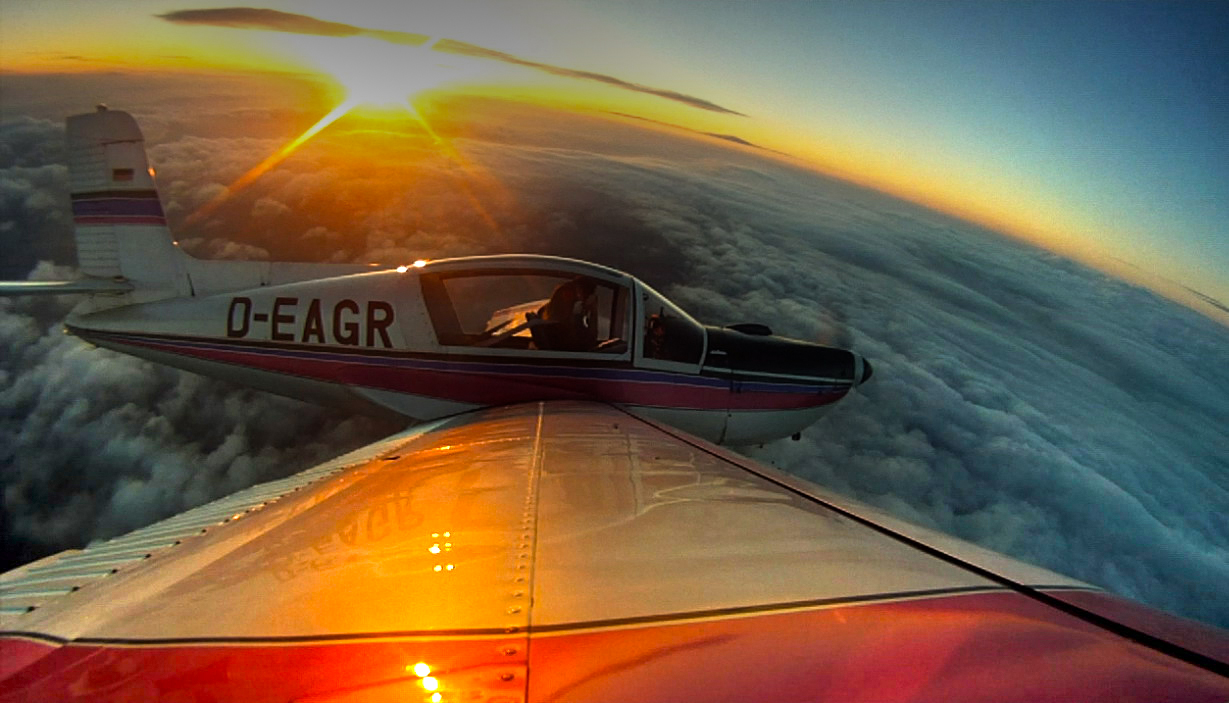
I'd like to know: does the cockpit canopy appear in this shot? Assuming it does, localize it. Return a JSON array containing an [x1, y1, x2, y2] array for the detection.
[[420, 265, 630, 354], [415, 256, 706, 366]]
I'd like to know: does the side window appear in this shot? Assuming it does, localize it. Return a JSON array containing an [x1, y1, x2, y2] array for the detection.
[[421, 271, 629, 354], [640, 285, 705, 365]]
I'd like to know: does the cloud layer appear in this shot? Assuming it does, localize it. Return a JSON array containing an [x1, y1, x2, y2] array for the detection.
[[1, 278, 399, 565], [2, 76, 1227, 630]]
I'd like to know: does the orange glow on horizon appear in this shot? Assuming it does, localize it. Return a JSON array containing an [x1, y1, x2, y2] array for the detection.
[[13, 3, 1205, 319], [721, 118, 1138, 285], [157, 57, 1141, 311], [171, 28, 518, 229]]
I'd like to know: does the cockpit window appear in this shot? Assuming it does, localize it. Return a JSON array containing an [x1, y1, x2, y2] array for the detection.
[[640, 283, 705, 365], [421, 270, 629, 353]]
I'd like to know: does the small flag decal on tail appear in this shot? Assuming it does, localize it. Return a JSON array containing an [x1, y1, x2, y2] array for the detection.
[[112, 168, 134, 181]]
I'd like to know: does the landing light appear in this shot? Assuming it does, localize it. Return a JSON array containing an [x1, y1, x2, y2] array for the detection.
[[396, 265, 409, 273], [413, 259, 428, 268], [410, 662, 430, 677]]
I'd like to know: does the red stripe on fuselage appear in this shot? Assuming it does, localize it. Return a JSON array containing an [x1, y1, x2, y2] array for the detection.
[[104, 335, 848, 412]]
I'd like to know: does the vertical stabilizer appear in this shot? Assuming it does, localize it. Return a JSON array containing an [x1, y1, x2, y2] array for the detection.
[[67, 106, 187, 292]]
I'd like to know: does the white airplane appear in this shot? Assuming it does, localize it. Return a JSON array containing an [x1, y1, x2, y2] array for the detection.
[[0, 107, 1225, 701]]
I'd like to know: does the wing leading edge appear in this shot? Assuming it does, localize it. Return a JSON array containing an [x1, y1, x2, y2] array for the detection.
[[1, 401, 1226, 701]]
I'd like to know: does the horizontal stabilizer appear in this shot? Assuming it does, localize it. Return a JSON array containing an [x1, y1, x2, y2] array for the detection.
[[0, 279, 133, 296]]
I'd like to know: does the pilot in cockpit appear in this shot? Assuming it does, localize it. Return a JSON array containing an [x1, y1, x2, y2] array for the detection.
[[535, 276, 598, 351]]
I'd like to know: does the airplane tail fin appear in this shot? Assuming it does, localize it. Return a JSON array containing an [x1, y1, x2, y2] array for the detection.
[[64, 105, 188, 293], [3, 106, 373, 301]]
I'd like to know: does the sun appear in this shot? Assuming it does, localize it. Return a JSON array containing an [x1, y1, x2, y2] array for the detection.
[[183, 35, 484, 226], [300, 36, 461, 113]]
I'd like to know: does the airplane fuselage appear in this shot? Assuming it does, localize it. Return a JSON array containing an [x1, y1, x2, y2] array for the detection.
[[67, 255, 871, 445]]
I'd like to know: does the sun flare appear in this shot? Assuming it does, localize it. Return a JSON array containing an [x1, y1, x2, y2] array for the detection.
[[294, 36, 463, 113], [184, 36, 471, 223]]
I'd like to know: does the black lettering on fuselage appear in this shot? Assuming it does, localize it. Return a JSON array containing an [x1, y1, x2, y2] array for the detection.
[[333, 299, 360, 346], [227, 297, 251, 338], [225, 296, 394, 347], [271, 297, 298, 341], [301, 299, 325, 344], [366, 301, 394, 348]]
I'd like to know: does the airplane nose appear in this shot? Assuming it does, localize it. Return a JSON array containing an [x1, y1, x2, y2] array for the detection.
[[861, 358, 874, 384]]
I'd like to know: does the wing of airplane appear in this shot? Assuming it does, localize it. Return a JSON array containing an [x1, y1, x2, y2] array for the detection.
[[2, 401, 1227, 701]]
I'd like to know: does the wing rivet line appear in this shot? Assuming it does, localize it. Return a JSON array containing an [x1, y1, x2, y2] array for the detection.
[[497, 403, 545, 701]]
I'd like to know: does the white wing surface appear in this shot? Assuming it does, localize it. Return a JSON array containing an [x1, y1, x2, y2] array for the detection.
[[2, 401, 1226, 701]]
